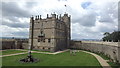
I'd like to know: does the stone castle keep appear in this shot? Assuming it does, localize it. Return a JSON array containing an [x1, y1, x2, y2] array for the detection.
[[29, 13, 71, 52]]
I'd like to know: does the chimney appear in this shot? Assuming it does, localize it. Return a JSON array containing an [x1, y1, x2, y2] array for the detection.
[[40, 15, 42, 19], [57, 15, 58, 19], [38, 15, 39, 19], [35, 16, 37, 20], [47, 14, 49, 18]]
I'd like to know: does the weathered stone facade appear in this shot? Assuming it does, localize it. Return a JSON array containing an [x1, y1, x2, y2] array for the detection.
[[29, 13, 71, 52], [70, 41, 120, 63], [1, 39, 28, 50]]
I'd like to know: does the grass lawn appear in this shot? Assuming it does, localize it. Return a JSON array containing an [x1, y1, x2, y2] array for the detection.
[[1, 50, 26, 55], [2, 51, 101, 67]]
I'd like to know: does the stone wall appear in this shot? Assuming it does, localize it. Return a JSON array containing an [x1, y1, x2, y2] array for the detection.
[[0, 39, 28, 50], [70, 41, 120, 63]]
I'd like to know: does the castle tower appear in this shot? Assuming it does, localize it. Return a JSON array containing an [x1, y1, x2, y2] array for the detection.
[[29, 13, 71, 52], [62, 13, 71, 48]]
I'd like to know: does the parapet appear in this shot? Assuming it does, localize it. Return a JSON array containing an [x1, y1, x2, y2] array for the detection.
[[31, 13, 70, 21]]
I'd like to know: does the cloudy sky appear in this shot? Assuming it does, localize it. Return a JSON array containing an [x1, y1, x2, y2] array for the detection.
[[1, 0, 119, 40]]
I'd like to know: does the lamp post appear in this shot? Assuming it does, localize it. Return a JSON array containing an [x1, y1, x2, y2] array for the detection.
[[20, 16, 38, 63]]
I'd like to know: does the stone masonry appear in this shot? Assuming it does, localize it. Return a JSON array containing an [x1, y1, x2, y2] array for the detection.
[[1, 39, 28, 50], [29, 13, 71, 52]]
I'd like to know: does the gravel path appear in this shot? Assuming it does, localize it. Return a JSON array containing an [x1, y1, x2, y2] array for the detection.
[[0, 49, 69, 57]]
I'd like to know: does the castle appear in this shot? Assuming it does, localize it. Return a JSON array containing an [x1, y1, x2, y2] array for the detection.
[[29, 13, 71, 52]]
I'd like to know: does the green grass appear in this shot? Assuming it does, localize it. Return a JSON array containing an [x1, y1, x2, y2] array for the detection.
[[1, 50, 26, 55], [2, 51, 101, 66]]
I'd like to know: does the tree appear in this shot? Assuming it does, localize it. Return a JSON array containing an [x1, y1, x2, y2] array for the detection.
[[102, 31, 120, 42]]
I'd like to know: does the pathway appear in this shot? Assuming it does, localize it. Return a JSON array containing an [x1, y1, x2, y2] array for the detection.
[[79, 50, 111, 68], [0, 49, 69, 57], [0, 52, 28, 57]]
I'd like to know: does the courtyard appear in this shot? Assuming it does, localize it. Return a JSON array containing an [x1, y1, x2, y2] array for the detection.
[[1, 49, 101, 67]]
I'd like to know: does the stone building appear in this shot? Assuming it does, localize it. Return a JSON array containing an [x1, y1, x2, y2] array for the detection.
[[29, 13, 71, 52]]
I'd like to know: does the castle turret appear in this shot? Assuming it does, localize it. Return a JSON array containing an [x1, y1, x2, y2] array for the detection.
[[62, 13, 71, 48], [62, 13, 70, 28]]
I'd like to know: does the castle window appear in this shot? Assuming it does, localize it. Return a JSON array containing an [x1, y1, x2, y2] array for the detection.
[[48, 39, 51, 43], [41, 31, 43, 34], [48, 48, 50, 50], [38, 39, 40, 42], [43, 39, 45, 42]]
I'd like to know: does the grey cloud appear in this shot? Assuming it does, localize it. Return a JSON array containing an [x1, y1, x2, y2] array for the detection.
[[72, 11, 96, 27], [72, 31, 102, 40], [2, 18, 29, 28], [13, 31, 29, 37], [25, 2, 37, 8], [1, 2, 31, 28], [98, 25, 115, 32], [2, 2, 31, 18], [119, 1, 120, 31], [99, 2, 117, 23], [99, 13, 113, 23], [4, 16, 20, 22]]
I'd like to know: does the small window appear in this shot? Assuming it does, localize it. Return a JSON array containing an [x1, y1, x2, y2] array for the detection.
[[43, 39, 45, 42], [38, 39, 40, 42], [48, 48, 50, 50], [48, 39, 51, 43], [41, 31, 43, 34]]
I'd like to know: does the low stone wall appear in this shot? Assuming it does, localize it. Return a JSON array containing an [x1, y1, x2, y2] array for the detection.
[[70, 41, 120, 63], [0, 39, 29, 50]]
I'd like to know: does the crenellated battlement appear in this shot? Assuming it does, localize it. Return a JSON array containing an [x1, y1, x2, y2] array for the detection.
[[30, 13, 71, 22]]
